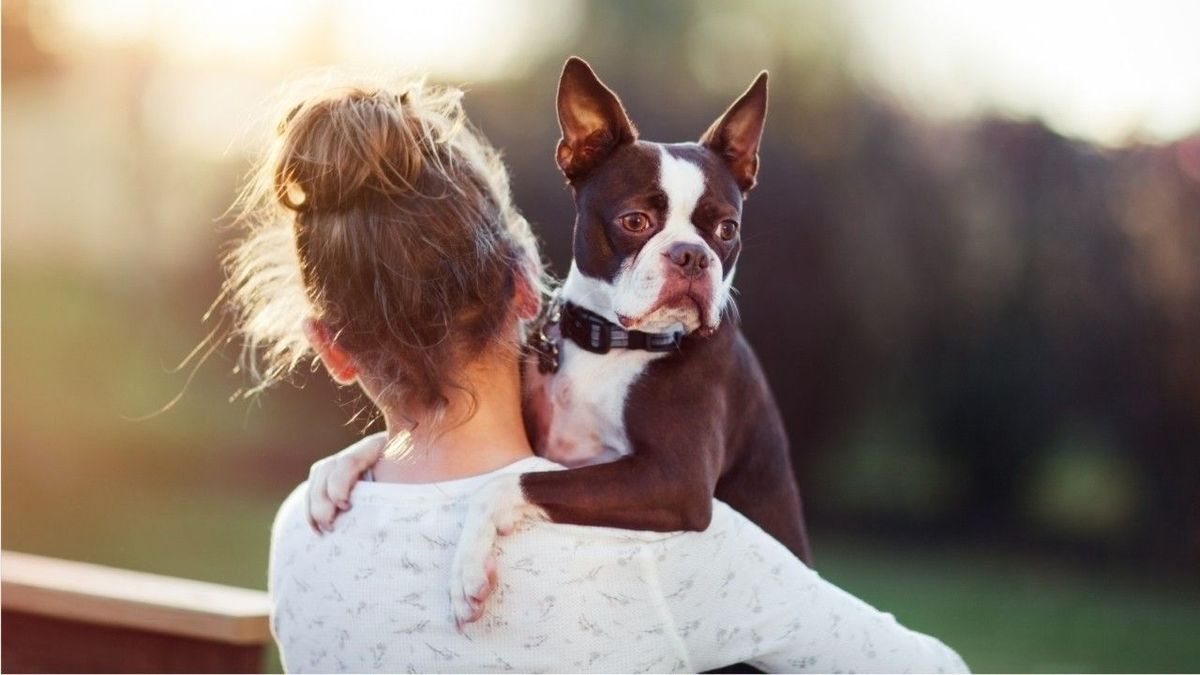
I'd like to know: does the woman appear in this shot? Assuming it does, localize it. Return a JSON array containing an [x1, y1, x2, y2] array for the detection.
[[227, 76, 968, 673]]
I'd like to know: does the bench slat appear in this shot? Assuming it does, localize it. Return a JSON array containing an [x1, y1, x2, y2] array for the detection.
[[1, 551, 271, 645]]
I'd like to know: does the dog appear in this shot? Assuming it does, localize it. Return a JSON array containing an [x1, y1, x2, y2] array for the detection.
[[448, 57, 812, 625]]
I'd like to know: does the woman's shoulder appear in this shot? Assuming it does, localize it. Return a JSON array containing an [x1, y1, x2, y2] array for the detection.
[[271, 482, 311, 544]]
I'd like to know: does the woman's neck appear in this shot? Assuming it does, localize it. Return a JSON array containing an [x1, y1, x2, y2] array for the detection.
[[370, 352, 535, 484]]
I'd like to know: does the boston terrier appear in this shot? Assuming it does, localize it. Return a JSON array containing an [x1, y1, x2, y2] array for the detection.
[[448, 57, 812, 624]]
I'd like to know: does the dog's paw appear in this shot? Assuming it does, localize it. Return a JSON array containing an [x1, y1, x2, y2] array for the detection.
[[447, 473, 542, 629], [450, 552, 498, 630], [306, 435, 386, 533]]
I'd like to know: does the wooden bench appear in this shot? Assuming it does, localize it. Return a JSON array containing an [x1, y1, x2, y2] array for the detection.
[[1, 550, 272, 673]]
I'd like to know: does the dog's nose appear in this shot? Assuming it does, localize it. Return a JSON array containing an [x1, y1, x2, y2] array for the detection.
[[666, 242, 709, 277]]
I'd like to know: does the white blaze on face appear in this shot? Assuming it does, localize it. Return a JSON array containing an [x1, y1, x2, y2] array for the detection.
[[606, 146, 729, 334]]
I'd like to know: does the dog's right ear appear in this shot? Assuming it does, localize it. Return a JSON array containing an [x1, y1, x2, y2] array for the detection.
[[556, 57, 637, 183], [700, 71, 768, 194]]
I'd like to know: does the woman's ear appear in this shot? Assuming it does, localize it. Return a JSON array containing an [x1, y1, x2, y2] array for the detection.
[[514, 271, 541, 321], [303, 318, 359, 385]]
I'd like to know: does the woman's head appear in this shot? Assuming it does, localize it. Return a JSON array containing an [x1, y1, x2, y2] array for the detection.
[[225, 77, 546, 426]]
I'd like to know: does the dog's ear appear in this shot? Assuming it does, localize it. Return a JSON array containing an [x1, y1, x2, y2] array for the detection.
[[700, 72, 768, 194], [556, 57, 637, 183]]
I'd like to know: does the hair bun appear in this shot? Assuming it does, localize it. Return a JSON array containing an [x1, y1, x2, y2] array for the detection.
[[273, 89, 423, 213]]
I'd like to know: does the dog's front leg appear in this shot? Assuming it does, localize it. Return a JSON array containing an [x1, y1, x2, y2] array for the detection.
[[448, 473, 546, 627]]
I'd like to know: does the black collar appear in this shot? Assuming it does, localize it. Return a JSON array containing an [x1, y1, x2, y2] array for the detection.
[[528, 299, 686, 374], [559, 302, 684, 355]]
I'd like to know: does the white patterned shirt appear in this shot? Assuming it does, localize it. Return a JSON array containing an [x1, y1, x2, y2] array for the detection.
[[269, 453, 968, 673]]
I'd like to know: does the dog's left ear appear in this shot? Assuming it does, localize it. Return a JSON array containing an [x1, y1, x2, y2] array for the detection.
[[700, 72, 768, 194]]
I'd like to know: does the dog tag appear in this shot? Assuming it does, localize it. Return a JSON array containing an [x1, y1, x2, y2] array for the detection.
[[530, 329, 559, 374], [537, 338, 560, 374]]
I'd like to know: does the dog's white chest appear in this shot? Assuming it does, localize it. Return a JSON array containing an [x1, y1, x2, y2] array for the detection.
[[535, 341, 664, 467]]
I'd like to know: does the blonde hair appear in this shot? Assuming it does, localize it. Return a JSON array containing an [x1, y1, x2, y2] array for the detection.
[[223, 76, 547, 425]]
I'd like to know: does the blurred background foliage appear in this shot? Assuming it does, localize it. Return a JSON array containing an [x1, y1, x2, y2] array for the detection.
[[3, 0, 1199, 671]]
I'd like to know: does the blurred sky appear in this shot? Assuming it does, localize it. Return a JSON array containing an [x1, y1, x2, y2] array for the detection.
[[29, 0, 1200, 148], [843, 0, 1200, 145]]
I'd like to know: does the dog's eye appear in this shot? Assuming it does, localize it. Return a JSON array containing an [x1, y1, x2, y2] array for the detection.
[[618, 212, 652, 233], [717, 220, 739, 241]]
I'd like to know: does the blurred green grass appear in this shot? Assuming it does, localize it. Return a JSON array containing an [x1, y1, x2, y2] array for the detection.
[[818, 537, 1200, 673]]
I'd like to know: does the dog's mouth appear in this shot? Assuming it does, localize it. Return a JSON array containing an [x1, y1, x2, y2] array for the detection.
[[617, 291, 714, 336]]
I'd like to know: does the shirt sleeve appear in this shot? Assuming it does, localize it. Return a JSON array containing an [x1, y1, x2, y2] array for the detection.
[[655, 501, 970, 674]]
